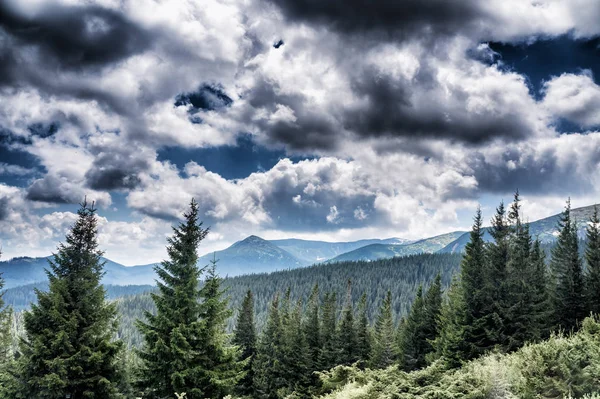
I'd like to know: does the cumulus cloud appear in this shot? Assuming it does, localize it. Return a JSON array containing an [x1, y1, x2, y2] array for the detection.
[[542, 71, 600, 128]]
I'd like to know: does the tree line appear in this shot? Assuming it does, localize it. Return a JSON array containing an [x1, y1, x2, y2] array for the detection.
[[0, 193, 600, 398]]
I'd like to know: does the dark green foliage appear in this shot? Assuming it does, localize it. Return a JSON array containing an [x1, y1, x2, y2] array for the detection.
[[550, 199, 587, 332], [281, 299, 311, 397], [529, 239, 552, 339], [397, 285, 426, 371], [586, 205, 600, 315], [137, 199, 242, 399], [19, 200, 123, 399], [481, 202, 510, 350], [253, 295, 286, 399], [317, 317, 600, 399], [337, 281, 357, 366], [304, 284, 321, 374], [432, 276, 468, 368], [319, 292, 339, 370], [503, 192, 545, 352], [355, 293, 371, 366], [398, 275, 443, 371], [370, 291, 395, 369], [197, 261, 245, 398], [103, 252, 462, 348], [457, 207, 494, 361], [233, 290, 257, 396]]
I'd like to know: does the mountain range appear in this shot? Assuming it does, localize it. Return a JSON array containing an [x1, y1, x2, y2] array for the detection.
[[1, 204, 597, 290]]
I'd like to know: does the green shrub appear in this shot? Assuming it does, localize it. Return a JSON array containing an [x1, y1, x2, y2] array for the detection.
[[317, 317, 600, 399]]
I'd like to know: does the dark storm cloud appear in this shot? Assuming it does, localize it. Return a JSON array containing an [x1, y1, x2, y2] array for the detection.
[[245, 78, 340, 151], [343, 70, 534, 144], [263, 0, 485, 39], [85, 168, 142, 191], [174, 84, 233, 113], [26, 176, 73, 204], [0, 1, 151, 70], [84, 144, 152, 191], [470, 145, 600, 196]]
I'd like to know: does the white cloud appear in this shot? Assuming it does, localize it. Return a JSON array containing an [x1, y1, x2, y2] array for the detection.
[[542, 71, 600, 128]]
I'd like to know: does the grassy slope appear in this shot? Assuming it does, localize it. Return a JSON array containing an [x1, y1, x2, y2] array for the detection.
[[317, 317, 600, 399]]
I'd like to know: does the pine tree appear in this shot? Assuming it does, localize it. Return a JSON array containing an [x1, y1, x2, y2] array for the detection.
[[136, 199, 210, 399], [460, 207, 496, 360], [530, 239, 551, 339], [585, 205, 600, 315], [397, 286, 426, 371], [504, 191, 538, 351], [550, 199, 587, 332], [281, 299, 311, 397], [355, 293, 371, 366], [422, 274, 443, 348], [432, 276, 468, 368], [233, 290, 257, 397], [483, 201, 510, 349], [337, 280, 357, 365], [197, 260, 245, 399], [303, 284, 321, 374], [253, 295, 285, 399], [20, 200, 123, 398], [319, 292, 339, 370], [370, 290, 395, 369]]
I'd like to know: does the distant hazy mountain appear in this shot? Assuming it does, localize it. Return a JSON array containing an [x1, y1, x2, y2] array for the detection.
[[328, 231, 466, 262], [198, 235, 306, 276], [268, 237, 412, 264], [0, 256, 156, 289], [438, 204, 599, 254]]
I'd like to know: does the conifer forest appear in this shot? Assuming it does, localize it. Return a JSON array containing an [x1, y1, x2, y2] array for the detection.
[[2, 193, 600, 398]]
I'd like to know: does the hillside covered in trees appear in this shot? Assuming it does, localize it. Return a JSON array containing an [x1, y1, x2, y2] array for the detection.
[[1, 193, 600, 398]]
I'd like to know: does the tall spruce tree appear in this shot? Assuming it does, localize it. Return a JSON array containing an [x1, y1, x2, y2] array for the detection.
[[253, 295, 285, 399], [504, 191, 538, 352], [281, 299, 311, 396], [337, 280, 358, 365], [370, 290, 395, 369], [20, 200, 123, 398], [136, 199, 210, 399], [460, 207, 496, 360], [585, 205, 600, 315], [397, 276, 442, 371], [422, 274, 443, 351], [483, 202, 510, 349], [432, 276, 468, 368], [355, 293, 371, 367], [530, 239, 551, 339], [233, 290, 257, 397], [319, 292, 339, 370], [550, 199, 587, 332], [397, 286, 426, 371], [304, 284, 321, 375], [197, 260, 245, 399]]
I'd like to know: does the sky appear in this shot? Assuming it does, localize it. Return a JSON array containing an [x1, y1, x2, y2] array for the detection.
[[0, 0, 600, 265]]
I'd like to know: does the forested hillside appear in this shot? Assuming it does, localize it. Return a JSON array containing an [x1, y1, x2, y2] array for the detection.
[[114, 252, 461, 347]]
